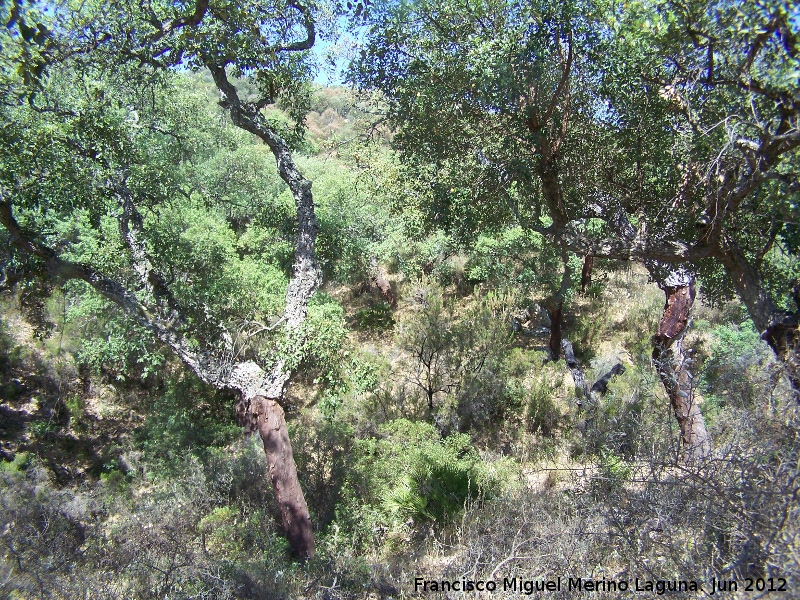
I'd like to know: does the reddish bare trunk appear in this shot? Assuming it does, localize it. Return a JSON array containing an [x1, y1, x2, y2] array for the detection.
[[370, 258, 396, 308], [246, 395, 315, 558], [652, 274, 711, 459], [580, 254, 593, 292]]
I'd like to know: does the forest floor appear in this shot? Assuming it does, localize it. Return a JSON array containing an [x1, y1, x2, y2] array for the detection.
[[1, 263, 798, 599]]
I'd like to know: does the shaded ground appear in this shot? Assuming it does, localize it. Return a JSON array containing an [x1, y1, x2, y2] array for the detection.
[[0, 305, 145, 482]]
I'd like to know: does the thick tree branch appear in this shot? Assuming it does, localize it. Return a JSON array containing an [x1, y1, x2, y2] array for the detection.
[[208, 63, 322, 331], [561, 339, 625, 408], [740, 16, 780, 74], [277, 0, 316, 52], [0, 195, 288, 400], [110, 174, 185, 327], [0, 196, 220, 385], [544, 29, 573, 126], [554, 223, 715, 263]]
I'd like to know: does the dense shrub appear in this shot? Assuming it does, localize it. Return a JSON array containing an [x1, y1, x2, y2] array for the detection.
[[395, 286, 519, 431], [323, 419, 507, 554], [134, 375, 240, 474], [700, 321, 777, 411]]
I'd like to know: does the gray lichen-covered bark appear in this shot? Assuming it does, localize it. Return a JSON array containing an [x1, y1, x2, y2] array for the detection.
[[207, 64, 322, 558], [0, 0, 325, 560], [0, 77, 323, 556]]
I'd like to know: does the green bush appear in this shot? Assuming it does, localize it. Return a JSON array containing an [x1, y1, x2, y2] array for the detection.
[[135, 375, 240, 474], [383, 431, 484, 524], [290, 293, 349, 389], [333, 419, 504, 552], [355, 302, 395, 330], [700, 320, 774, 411], [395, 286, 517, 430], [526, 374, 562, 437], [593, 446, 632, 496], [0, 452, 32, 472]]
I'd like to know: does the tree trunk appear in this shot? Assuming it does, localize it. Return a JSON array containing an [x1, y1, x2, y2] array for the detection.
[[652, 272, 711, 459], [580, 254, 593, 292], [208, 65, 324, 556], [562, 338, 588, 405], [237, 394, 315, 558], [762, 314, 800, 397], [548, 301, 563, 360], [718, 238, 800, 400], [369, 257, 396, 307], [562, 338, 625, 409]]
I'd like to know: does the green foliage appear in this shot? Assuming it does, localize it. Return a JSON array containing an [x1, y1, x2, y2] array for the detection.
[[700, 321, 774, 410], [467, 227, 538, 288], [28, 418, 60, 440], [383, 431, 484, 524], [396, 285, 519, 429], [64, 394, 87, 434], [351, 0, 610, 235], [300, 155, 395, 283], [355, 301, 395, 330], [135, 376, 240, 474], [197, 506, 242, 555], [467, 227, 581, 304], [390, 229, 455, 281], [148, 202, 289, 322], [295, 293, 349, 387], [595, 447, 632, 493], [0, 452, 32, 473], [332, 419, 504, 551], [68, 296, 166, 380], [525, 373, 563, 437]]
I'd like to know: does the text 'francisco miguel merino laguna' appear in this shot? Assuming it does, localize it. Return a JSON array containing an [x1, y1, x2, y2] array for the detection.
[[414, 576, 714, 595]]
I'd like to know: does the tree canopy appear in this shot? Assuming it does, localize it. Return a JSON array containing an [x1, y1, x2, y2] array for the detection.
[[1, 0, 799, 584], [352, 0, 800, 387]]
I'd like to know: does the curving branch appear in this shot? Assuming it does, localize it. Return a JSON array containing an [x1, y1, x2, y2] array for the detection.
[[207, 63, 322, 331], [544, 28, 573, 126], [0, 196, 219, 385], [275, 0, 316, 52], [109, 173, 185, 327], [552, 222, 715, 263], [0, 194, 290, 401], [147, 0, 210, 44]]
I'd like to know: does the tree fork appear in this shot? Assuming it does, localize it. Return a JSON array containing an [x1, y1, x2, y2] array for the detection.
[[208, 64, 322, 558], [652, 272, 711, 460]]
